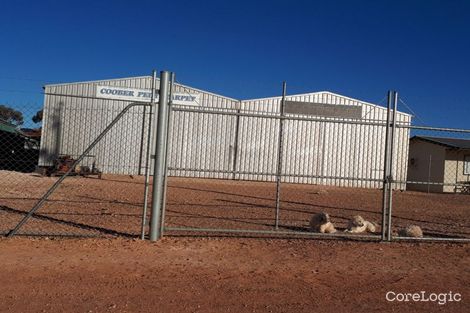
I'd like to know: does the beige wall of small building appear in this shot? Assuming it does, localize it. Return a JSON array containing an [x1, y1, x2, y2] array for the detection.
[[443, 149, 470, 192], [407, 140, 446, 193]]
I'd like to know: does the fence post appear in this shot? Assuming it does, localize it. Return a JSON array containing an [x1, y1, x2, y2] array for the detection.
[[149, 71, 171, 241], [381, 91, 393, 241], [387, 91, 398, 241], [427, 155, 432, 193], [140, 70, 158, 240], [275, 82, 286, 230], [231, 101, 242, 180], [159, 72, 175, 236]]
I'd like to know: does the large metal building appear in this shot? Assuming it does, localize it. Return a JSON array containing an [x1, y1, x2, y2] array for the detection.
[[39, 75, 411, 189]]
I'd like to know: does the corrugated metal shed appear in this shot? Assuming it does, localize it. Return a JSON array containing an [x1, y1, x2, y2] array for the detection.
[[39, 76, 411, 189]]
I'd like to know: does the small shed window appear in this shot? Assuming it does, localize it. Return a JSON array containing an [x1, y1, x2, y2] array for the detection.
[[465, 155, 470, 175]]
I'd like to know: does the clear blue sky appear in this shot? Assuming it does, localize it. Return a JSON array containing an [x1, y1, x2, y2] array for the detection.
[[1, 0, 469, 128]]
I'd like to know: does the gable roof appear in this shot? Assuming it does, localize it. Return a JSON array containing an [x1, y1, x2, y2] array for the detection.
[[411, 136, 470, 149], [44, 76, 410, 117], [43, 75, 239, 102]]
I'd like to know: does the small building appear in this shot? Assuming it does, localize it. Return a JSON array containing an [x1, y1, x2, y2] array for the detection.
[[407, 136, 470, 193]]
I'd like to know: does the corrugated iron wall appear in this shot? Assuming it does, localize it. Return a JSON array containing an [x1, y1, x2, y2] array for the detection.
[[40, 77, 410, 189], [168, 84, 239, 179], [238, 92, 410, 189], [40, 77, 154, 174], [40, 77, 240, 177]]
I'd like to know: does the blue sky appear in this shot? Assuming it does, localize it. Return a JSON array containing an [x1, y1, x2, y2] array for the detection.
[[0, 0, 469, 128]]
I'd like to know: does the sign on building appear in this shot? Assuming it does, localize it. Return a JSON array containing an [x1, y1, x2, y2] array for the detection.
[[284, 100, 362, 119], [96, 85, 200, 106]]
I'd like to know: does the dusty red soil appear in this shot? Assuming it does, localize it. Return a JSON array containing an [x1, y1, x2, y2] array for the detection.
[[164, 178, 470, 239], [1, 173, 469, 312], [0, 172, 468, 239], [0, 237, 469, 313]]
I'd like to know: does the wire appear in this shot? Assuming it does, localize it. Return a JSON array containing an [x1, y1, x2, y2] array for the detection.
[[362, 95, 387, 119], [174, 78, 203, 107], [398, 97, 426, 125]]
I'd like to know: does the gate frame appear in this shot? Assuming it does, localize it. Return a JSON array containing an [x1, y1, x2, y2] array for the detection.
[[6, 101, 152, 238]]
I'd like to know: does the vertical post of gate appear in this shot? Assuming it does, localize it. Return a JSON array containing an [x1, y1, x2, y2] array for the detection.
[[275, 82, 286, 230], [381, 90, 392, 241], [159, 72, 175, 236], [387, 91, 398, 241], [140, 70, 158, 240], [149, 71, 171, 241]]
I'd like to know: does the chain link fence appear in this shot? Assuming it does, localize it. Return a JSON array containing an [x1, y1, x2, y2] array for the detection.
[[1, 101, 46, 235], [1, 73, 469, 242], [163, 106, 391, 239], [391, 126, 470, 241], [0, 98, 153, 237], [162, 89, 470, 242]]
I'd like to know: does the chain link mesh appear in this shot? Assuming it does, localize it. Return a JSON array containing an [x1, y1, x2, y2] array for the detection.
[[1, 99, 151, 237], [1, 80, 469, 242]]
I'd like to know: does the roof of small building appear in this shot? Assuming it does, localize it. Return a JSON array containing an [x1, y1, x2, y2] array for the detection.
[[0, 120, 19, 134], [411, 136, 470, 149]]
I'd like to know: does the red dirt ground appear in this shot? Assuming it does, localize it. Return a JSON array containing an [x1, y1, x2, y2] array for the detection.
[[0, 237, 469, 313], [0, 173, 469, 239], [1, 173, 469, 312]]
